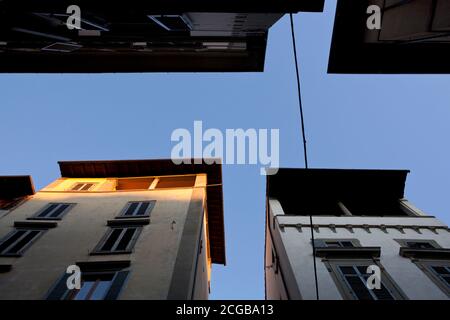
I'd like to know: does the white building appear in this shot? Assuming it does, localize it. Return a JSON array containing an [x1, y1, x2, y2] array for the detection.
[[265, 169, 450, 300]]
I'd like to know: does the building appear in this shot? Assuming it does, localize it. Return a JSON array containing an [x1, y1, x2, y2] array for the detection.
[[265, 168, 450, 300], [0, 0, 324, 72], [0, 159, 225, 300], [328, 0, 450, 73], [0, 176, 35, 220]]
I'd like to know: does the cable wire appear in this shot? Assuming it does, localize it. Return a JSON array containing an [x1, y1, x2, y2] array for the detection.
[[289, 13, 308, 169], [289, 13, 320, 301]]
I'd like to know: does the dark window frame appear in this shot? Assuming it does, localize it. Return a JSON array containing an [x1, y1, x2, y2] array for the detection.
[[395, 239, 441, 249], [314, 239, 361, 248], [324, 259, 406, 300], [117, 201, 156, 218], [64, 271, 116, 300], [91, 226, 142, 255], [0, 228, 47, 257], [413, 259, 450, 297], [46, 263, 130, 300], [71, 182, 97, 191], [28, 203, 75, 220]]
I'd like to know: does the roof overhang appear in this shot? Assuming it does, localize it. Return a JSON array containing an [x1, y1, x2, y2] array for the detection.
[[329, 0, 450, 74], [58, 159, 226, 265], [0, 176, 35, 199], [267, 168, 410, 215]]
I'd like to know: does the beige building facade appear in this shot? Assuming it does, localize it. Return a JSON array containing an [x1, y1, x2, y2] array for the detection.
[[0, 159, 225, 300]]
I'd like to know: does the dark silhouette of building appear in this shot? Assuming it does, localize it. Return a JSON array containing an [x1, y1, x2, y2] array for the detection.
[[329, 0, 450, 73], [0, 0, 324, 72]]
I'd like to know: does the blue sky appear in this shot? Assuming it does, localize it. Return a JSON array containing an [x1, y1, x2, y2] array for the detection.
[[1, 2, 450, 299]]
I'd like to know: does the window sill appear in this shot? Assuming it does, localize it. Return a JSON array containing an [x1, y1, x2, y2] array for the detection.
[[0, 253, 22, 258], [115, 215, 150, 220], [399, 248, 450, 259], [27, 217, 62, 221], [90, 251, 133, 256], [0, 264, 12, 273], [76, 260, 131, 272], [315, 247, 381, 259], [14, 221, 57, 229], [107, 218, 150, 227]]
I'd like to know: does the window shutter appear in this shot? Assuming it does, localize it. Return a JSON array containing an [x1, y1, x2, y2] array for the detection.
[[104, 271, 129, 300], [46, 273, 70, 300]]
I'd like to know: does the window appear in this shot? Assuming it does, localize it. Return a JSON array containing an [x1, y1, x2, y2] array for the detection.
[[0, 228, 45, 256], [325, 240, 355, 248], [71, 183, 96, 191], [47, 268, 129, 300], [430, 266, 450, 288], [325, 260, 405, 300], [69, 273, 115, 300], [315, 239, 359, 248], [338, 265, 394, 300], [93, 227, 141, 254], [395, 239, 440, 249], [414, 261, 450, 297], [118, 201, 155, 218], [407, 242, 436, 249], [30, 203, 74, 220]]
